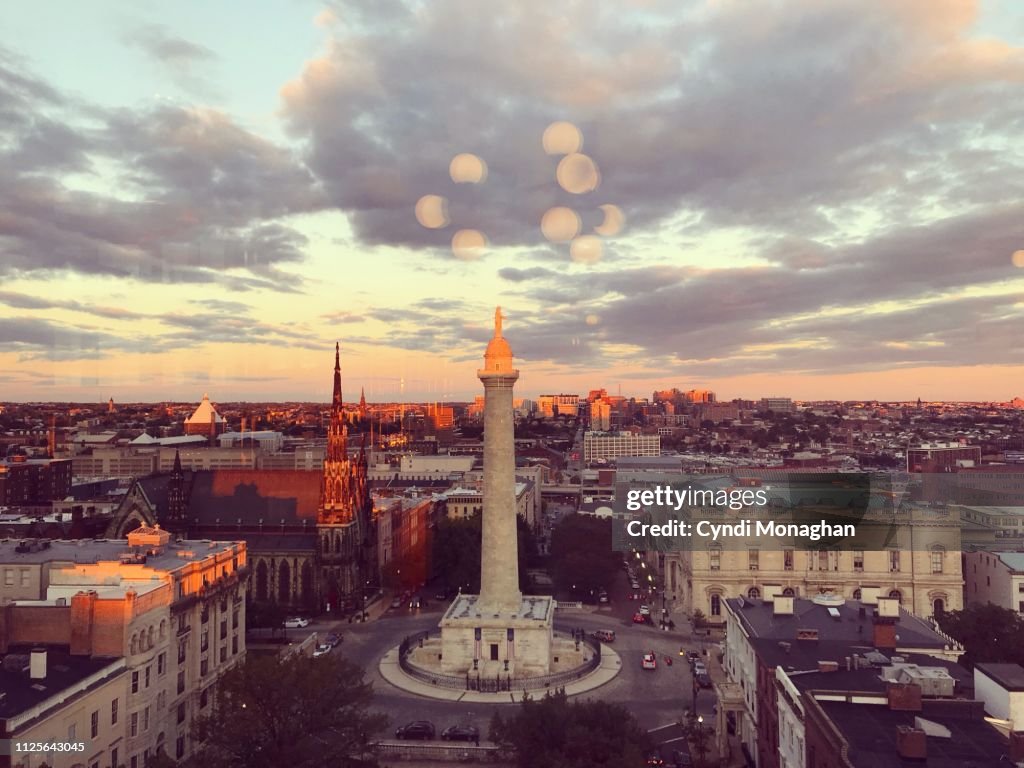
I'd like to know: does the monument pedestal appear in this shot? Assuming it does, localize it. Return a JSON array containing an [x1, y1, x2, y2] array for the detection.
[[439, 594, 554, 676]]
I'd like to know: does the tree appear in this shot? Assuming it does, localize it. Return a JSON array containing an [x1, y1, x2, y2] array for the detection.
[[489, 690, 650, 768], [936, 603, 1024, 669], [549, 516, 620, 599], [432, 513, 537, 594], [188, 652, 386, 768]]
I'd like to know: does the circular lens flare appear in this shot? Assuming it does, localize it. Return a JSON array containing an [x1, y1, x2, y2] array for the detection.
[[542, 121, 583, 155], [1013, 250, 1024, 268], [449, 153, 488, 184], [451, 229, 487, 260], [570, 235, 603, 265], [595, 204, 625, 236], [557, 153, 600, 194], [541, 207, 582, 242], [414, 194, 450, 229]]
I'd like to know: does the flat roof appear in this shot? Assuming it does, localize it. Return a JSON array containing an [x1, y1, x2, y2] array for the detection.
[[0, 650, 124, 724], [975, 663, 1024, 692], [0, 537, 242, 573]]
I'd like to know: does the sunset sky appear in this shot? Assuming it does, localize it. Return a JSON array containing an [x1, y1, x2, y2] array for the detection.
[[1, 0, 1023, 403]]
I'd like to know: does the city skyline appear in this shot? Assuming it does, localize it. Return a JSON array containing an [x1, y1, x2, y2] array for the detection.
[[2, 1, 1024, 402]]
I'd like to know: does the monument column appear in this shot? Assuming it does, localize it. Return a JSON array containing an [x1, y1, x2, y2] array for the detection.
[[477, 307, 522, 614]]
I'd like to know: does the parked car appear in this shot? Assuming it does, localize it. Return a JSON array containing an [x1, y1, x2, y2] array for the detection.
[[395, 721, 436, 740], [645, 751, 665, 766], [284, 617, 309, 628], [390, 597, 403, 609], [641, 653, 657, 670], [313, 645, 331, 658], [638, 604, 651, 616], [409, 596, 422, 609], [631, 581, 641, 590], [693, 661, 707, 676], [325, 632, 341, 647], [434, 589, 449, 601], [592, 629, 616, 643], [598, 589, 609, 603], [686, 650, 700, 664], [696, 672, 713, 689], [441, 724, 480, 742], [632, 612, 647, 624]]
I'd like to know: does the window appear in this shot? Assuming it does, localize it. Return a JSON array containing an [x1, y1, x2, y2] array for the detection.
[[131, 712, 139, 737], [930, 547, 944, 574], [200, 688, 209, 709], [158, 652, 166, 675], [111, 747, 118, 768], [748, 549, 759, 571], [747, 587, 760, 599], [709, 546, 721, 571], [91, 709, 99, 738], [132, 670, 139, 693], [220, 620, 227, 640], [111, 697, 119, 725], [782, 587, 795, 597], [710, 594, 721, 616], [3, 569, 12, 586], [220, 646, 227, 663], [178, 702, 186, 724], [177, 670, 185, 695], [176, 735, 186, 759], [201, 608, 209, 624], [68, 723, 76, 740], [232, 610, 239, 629], [1019, 601, 1024, 613], [143, 706, 150, 732], [853, 588, 862, 600], [889, 590, 902, 604], [232, 635, 238, 655], [853, 550, 864, 571], [178, 639, 187, 664], [145, 666, 151, 688], [20, 569, 29, 586], [889, 550, 900, 572], [201, 630, 209, 652], [131, 756, 138, 768], [783, 549, 794, 571], [201, 658, 209, 677], [818, 550, 828, 571]]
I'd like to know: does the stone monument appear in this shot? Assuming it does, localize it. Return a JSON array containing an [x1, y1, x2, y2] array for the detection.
[[439, 308, 554, 677]]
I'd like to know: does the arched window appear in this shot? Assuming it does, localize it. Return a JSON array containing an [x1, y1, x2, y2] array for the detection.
[[130, 634, 138, 655], [853, 588, 862, 600], [255, 561, 269, 602], [747, 587, 761, 599], [148, 627, 154, 649], [278, 560, 291, 604], [782, 587, 796, 597], [888, 589, 902, 604], [159, 620, 167, 640], [710, 594, 722, 616], [933, 596, 946, 616]]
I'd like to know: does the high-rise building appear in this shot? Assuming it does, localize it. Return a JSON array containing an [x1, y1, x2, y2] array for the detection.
[[582, 431, 660, 462], [537, 394, 580, 419]]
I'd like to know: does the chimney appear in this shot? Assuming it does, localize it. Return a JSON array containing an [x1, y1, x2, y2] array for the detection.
[[1009, 732, 1024, 763], [30, 648, 47, 680], [888, 682, 923, 712], [895, 725, 927, 761], [818, 660, 839, 673], [874, 621, 897, 650]]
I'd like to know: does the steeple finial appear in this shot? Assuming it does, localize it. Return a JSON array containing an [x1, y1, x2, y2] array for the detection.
[[332, 342, 342, 407], [494, 306, 503, 338]]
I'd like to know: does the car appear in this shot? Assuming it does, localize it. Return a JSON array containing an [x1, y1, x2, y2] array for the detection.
[[693, 661, 707, 676], [631, 581, 641, 590], [313, 645, 330, 658], [670, 749, 693, 767], [686, 650, 700, 664], [696, 672, 713, 689], [390, 597, 403, 609], [638, 604, 651, 616], [641, 653, 657, 670], [441, 724, 480, 742], [592, 629, 616, 643], [632, 612, 647, 624], [325, 632, 341, 647], [395, 721, 436, 740], [434, 590, 449, 601], [284, 617, 309, 628], [645, 751, 665, 766], [409, 596, 422, 609]]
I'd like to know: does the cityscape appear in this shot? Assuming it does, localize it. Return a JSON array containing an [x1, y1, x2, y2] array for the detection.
[[3, 1, 1024, 768]]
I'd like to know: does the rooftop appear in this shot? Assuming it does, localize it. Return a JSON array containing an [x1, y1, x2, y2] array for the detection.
[[0, 650, 124, 725], [974, 663, 1024, 692]]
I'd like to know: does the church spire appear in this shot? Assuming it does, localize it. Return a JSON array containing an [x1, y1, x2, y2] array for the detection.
[[333, 342, 343, 410]]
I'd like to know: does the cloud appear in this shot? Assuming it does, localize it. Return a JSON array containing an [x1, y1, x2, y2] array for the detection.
[[125, 24, 219, 97]]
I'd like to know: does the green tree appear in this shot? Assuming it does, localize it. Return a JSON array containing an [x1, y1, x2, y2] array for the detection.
[[490, 690, 650, 768], [188, 652, 386, 768], [936, 602, 1024, 669], [549, 515, 619, 599]]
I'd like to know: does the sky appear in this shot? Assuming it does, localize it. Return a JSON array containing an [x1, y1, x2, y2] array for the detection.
[[1, 0, 1023, 403]]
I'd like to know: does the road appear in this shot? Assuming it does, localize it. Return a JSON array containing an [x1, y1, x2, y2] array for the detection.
[[295, 588, 717, 742]]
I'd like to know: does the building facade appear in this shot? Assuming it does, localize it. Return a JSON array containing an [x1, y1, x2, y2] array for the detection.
[[582, 431, 661, 462]]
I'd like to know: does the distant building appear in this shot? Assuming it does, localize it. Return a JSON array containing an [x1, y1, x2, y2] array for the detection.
[[964, 551, 1024, 613], [590, 399, 611, 431], [760, 397, 794, 413], [216, 430, 284, 452], [582, 431, 660, 462], [183, 394, 226, 441], [906, 442, 981, 473], [537, 394, 580, 419], [0, 457, 72, 506], [684, 389, 716, 403]]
